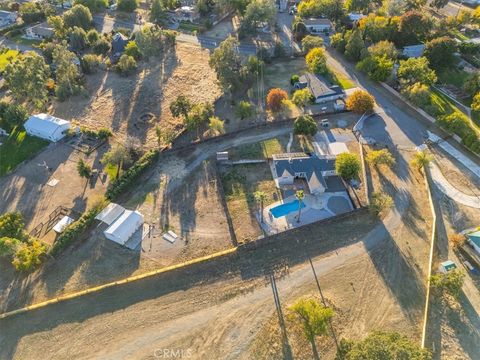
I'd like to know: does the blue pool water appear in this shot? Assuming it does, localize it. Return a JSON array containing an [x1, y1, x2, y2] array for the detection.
[[270, 200, 305, 218]]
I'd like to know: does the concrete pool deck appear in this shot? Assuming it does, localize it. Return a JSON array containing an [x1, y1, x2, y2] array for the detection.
[[260, 191, 354, 235]]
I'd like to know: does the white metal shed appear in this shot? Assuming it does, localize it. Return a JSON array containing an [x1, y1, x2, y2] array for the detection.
[[24, 113, 71, 142], [104, 210, 144, 245]]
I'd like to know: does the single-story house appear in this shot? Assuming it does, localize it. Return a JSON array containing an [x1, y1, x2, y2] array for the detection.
[[0, 10, 17, 27], [104, 210, 144, 246], [174, 6, 200, 22], [25, 22, 54, 40], [272, 153, 336, 195], [295, 73, 345, 104], [402, 44, 425, 58], [303, 18, 332, 33], [24, 113, 71, 142], [467, 230, 480, 254], [111, 32, 129, 60]]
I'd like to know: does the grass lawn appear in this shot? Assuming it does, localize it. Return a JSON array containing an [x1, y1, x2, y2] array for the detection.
[[0, 125, 48, 176], [264, 58, 307, 91], [450, 29, 469, 41], [327, 66, 356, 90], [228, 134, 314, 161], [429, 88, 458, 116], [7, 34, 41, 46], [0, 49, 19, 72], [437, 68, 470, 89]]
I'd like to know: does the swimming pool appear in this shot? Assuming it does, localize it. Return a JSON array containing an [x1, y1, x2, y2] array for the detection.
[[270, 200, 305, 218]]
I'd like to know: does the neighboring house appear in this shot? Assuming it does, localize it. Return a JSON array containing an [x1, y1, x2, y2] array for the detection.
[[24, 113, 71, 142], [348, 12, 365, 22], [111, 32, 129, 60], [272, 153, 337, 195], [174, 6, 200, 22], [0, 10, 17, 27], [467, 230, 480, 255], [402, 44, 425, 58], [303, 18, 332, 33], [24, 22, 54, 40], [295, 73, 345, 104]]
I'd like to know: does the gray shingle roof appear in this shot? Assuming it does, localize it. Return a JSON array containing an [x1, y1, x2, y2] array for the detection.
[[298, 73, 341, 99], [303, 18, 332, 27]]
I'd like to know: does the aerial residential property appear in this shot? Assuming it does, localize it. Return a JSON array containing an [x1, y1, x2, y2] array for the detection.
[[0, 0, 479, 359]]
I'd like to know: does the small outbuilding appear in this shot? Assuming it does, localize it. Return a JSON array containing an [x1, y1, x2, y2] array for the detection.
[[467, 230, 480, 254], [53, 216, 74, 233], [303, 18, 332, 33], [111, 32, 129, 60], [402, 44, 425, 58], [439, 260, 457, 274], [104, 210, 144, 246], [24, 113, 71, 142], [95, 203, 126, 225]]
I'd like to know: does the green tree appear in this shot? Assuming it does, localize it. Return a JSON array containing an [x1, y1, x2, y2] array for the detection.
[[295, 190, 305, 223], [345, 0, 370, 12], [254, 191, 268, 223], [117, 0, 138, 12], [401, 82, 431, 107], [336, 331, 431, 360], [135, 25, 176, 58], [431, 269, 465, 299], [335, 153, 361, 180], [124, 41, 142, 60], [367, 40, 398, 60], [170, 95, 192, 119], [77, 158, 92, 178], [301, 35, 324, 54], [397, 57, 437, 88], [0, 237, 21, 258], [4, 52, 50, 109], [0, 212, 25, 239], [52, 42, 83, 100], [306, 47, 328, 74], [397, 11, 432, 46], [93, 37, 111, 55], [69, 26, 88, 51], [150, 0, 167, 24], [294, 115, 317, 136], [346, 89, 375, 114], [2, 103, 28, 127], [464, 72, 480, 97], [102, 145, 132, 178], [381, 0, 405, 16], [209, 36, 242, 92], [74, 0, 108, 12], [63, 4, 93, 30], [86, 29, 100, 46], [356, 55, 393, 82], [345, 29, 366, 62], [292, 89, 312, 109], [289, 298, 334, 360], [20, 2, 53, 24], [185, 102, 214, 137], [359, 14, 398, 44], [116, 54, 137, 76], [48, 15, 68, 39], [410, 150, 432, 171], [240, 0, 277, 34], [293, 21, 308, 42], [81, 54, 101, 74], [207, 116, 225, 136], [236, 101, 254, 119], [366, 149, 395, 167], [424, 36, 457, 70]]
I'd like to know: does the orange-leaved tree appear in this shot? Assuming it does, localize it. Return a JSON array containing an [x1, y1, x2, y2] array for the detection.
[[266, 88, 288, 113]]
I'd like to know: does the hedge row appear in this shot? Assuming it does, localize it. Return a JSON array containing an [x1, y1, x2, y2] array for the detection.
[[436, 112, 480, 155], [49, 202, 105, 257], [105, 149, 160, 201]]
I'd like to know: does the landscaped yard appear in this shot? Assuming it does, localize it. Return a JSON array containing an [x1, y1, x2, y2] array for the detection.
[[0, 126, 48, 176], [0, 49, 19, 72], [437, 68, 470, 89], [220, 162, 280, 242]]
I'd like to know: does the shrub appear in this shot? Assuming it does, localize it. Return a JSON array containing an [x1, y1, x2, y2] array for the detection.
[[49, 201, 106, 257], [105, 150, 160, 200], [236, 101, 254, 120], [292, 88, 312, 108], [301, 35, 323, 53], [293, 115, 317, 136], [369, 192, 394, 215], [115, 54, 137, 76], [124, 41, 142, 60], [12, 239, 47, 272], [0, 237, 20, 258], [0, 212, 25, 239], [290, 74, 300, 85], [402, 82, 431, 107], [335, 153, 361, 180], [69, 26, 88, 51], [86, 29, 100, 46], [81, 54, 101, 74], [93, 37, 111, 55], [366, 149, 395, 167], [430, 269, 465, 299]]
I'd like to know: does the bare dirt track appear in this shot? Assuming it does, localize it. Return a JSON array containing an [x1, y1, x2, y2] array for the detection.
[[51, 42, 221, 148]]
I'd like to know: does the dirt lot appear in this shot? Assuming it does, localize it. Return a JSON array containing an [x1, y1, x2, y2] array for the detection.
[[50, 42, 221, 149]]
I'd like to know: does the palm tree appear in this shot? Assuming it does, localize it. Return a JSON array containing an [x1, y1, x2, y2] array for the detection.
[[296, 190, 304, 223], [289, 298, 334, 360], [411, 150, 433, 172], [254, 191, 268, 223]]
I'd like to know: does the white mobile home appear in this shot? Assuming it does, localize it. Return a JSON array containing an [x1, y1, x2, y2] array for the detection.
[[24, 114, 71, 142]]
